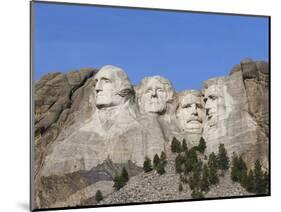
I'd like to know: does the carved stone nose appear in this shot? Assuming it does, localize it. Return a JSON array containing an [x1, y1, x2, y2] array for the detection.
[[151, 91, 157, 97]]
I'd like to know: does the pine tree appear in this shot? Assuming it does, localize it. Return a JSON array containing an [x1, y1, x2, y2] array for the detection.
[[201, 164, 210, 192], [189, 147, 199, 170], [240, 169, 248, 188], [175, 154, 184, 173], [209, 164, 219, 185], [143, 156, 153, 173], [153, 154, 160, 169], [197, 137, 206, 153], [231, 155, 247, 183], [189, 164, 201, 190], [182, 139, 188, 152], [95, 190, 103, 202], [208, 152, 218, 169], [231, 153, 239, 182], [262, 171, 269, 194], [246, 170, 255, 193], [160, 151, 167, 166], [113, 175, 126, 190], [179, 183, 183, 192], [171, 137, 181, 153], [191, 188, 204, 199], [156, 162, 165, 175], [254, 160, 266, 194], [217, 144, 230, 171], [121, 167, 129, 183], [237, 156, 248, 182], [113, 167, 129, 190]]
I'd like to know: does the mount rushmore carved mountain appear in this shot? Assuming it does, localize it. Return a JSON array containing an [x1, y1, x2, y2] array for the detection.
[[33, 59, 269, 209]]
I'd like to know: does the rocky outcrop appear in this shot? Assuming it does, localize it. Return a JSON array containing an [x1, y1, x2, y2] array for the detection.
[[33, 60, 269, 210], [202, 59, 269, 170], [34, 68, 98, 178], [98, 152, 252, 205]]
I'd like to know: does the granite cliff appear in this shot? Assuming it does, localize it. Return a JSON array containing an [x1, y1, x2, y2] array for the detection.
[[32, 59, 269, 209]]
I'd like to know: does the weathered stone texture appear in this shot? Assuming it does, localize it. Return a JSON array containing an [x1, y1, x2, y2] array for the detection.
[[33, 60, 269, 209]]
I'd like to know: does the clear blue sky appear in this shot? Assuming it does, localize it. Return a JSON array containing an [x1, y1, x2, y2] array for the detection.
[[33, 2, 269, 91]]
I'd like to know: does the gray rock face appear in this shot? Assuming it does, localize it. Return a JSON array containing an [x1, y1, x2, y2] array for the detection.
[[33, 60, 269, 209], [202, 59, 269, 169]]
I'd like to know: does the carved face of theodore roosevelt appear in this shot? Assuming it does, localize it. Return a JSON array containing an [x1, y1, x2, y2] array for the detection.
[[176, 91, 204, 133], [138, 76, 174, 114], [94, 65, 133, 109]]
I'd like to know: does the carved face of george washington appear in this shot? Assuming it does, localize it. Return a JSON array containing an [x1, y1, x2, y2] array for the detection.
[[138, 76, 174, 115], [176, 90, 204, 133], [94, 65, 133, 109]]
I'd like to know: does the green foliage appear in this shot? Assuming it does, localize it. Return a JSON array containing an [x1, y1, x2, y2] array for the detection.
[[231, 154, 247, 183], [153, 154, 160, 169], [208, 152, 218, 169], [171, 137, 181, 153], [197, 137, 206, 153], [208, 152, 219, 185], [113, 167, 129, 190], [231, 157, 269, 195], [180, 174, 188, 184], [217, 144, 230, 171], [153, 152, 167, 175], [209, 164, 219, 185], [155, 162, 166, 175], [179, 183, 183, 192], [182, 139, 188, 152], [262, 171, 269, 194], [200, 164, 210, 192], [175, 154, 184, 173], [240, 169, 248, 188], [254, 160, 266, 194], [95, 190, 103, 203], [160, 151, 167, 166], [191, 188, 205, 199], [113, 175, 126, 190], [189, 166, 201, 190], [121, 167, 129, 182], [230, 153, 240, 182], [246, 170, 255, 193], [143, 156, 153, 173]]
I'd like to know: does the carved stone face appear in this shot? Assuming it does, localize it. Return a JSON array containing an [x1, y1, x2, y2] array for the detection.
[[94, 65, 131, 109], [176, 91, 203, 133], [138, 77, 174, 114], [204, 84, 225, 128]]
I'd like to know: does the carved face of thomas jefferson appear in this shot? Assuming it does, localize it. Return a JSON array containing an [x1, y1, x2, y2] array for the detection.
[[94, 65, 133, 109], [138, 76, 174, 114], [176, 90, 204, 133]]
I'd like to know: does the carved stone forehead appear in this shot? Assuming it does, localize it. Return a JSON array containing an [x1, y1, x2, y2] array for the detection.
[[177, 90, 202, 105], [94, 65, 133, 90], [140, 76, 173, 88], [203, 77, 227, 97], [138, 75, 175, 99]]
